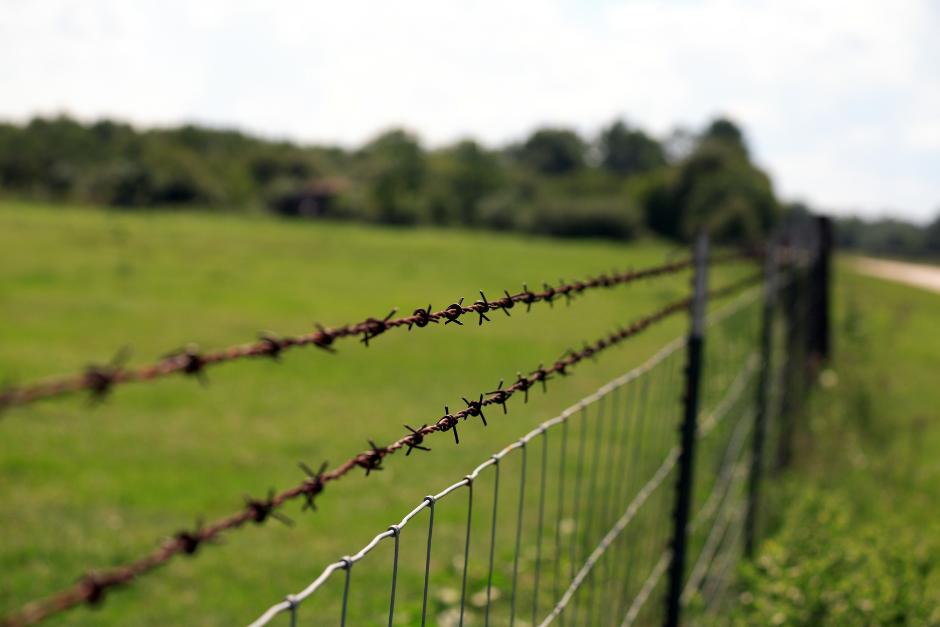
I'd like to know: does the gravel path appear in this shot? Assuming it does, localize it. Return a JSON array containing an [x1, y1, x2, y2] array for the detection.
[[852, 257, 940, 294]]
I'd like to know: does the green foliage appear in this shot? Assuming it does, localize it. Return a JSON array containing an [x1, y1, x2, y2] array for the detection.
[[729, 492, 940, 625], [837, 214, 940, 259], [717, 270, 940, 626], [926, 214, 940, 254], [511, 127, 586, 175], [423, 140, 504, 226], [358, 129, 426, 224], [703, 117, 748, 155], [0, 114, 787, 245], [599, 120, 666, 176], [525, 195, 643, 240], [670, 131, 778, 243]]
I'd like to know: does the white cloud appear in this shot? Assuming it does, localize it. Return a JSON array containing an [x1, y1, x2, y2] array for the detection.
[[0, 0, 938, 220]]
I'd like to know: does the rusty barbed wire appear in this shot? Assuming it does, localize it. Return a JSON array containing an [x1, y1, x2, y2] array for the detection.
[[0, 272, 760, 627], [0, 252, 755, 412]]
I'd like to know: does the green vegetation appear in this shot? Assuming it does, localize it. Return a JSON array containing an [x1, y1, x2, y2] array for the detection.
[[0, 201, 754, 625], [0, 116, 780, 245], [720, 268, 940, 624], [836, 214, 940, 260], [3, 200, 939, 625]]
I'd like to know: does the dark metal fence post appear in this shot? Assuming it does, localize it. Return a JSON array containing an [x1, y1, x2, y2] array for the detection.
[[808, 216, 833, 364], [664, 233, 709, 627], [744, 240, 776, 558], [775, 222, 801, 471]]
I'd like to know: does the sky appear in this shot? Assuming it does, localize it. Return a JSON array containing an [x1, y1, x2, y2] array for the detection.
[[2, 0, 938, 222]]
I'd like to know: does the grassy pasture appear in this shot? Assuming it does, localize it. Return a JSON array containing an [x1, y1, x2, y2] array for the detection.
[[0, 202, 757, 625], [714, 267, 940, 625]]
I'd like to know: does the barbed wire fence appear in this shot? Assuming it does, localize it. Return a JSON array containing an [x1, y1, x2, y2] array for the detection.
[[0, 216, 832, 627], [245, 219, 831, 627]]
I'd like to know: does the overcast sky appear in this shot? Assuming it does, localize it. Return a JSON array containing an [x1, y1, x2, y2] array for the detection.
[[2, 0, 938, 221]]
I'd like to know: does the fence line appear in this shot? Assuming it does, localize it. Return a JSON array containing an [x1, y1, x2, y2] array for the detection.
[[682, 416, 751, 604], [621, 549, 672, 626], [0, 274, 761, 627], [240, 224, 826, 627], [621, 354, 759, 626], [538, 445, 679, 627], [0, 253, 752, 411], [1, 215, 832, 627], [248, 287, 763, 627]]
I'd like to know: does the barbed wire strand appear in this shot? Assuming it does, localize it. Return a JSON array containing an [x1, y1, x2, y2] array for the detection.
[[0, 253, 754, 412], [0, 273, 761, 627]]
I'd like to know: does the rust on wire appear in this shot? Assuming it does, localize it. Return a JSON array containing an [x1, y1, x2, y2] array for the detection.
[[0, 253, 753, 412], [0, 272, 760, 627]]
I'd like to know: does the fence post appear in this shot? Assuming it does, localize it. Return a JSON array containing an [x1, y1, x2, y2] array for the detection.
[[808, 215, 833, 364], [775, 222, 802, 471], [664, 233, 708, 627], [744, 240, 776, 558]]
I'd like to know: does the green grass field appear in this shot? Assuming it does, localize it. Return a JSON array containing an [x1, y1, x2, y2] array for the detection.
[[0, 202, 760, 625], [720, 267, 940, 625], [4, 202, 939, 626]]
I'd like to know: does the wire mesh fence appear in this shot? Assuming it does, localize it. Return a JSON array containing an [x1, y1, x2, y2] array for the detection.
[[247, 287, 764, 626], [0, 215, 832, 627], [247, 220, 831, 627]]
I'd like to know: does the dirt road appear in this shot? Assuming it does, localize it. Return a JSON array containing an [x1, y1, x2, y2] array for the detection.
[[852, 257, 940, 294]]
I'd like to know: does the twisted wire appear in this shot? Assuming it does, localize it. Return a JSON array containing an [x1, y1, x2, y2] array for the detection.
[[0, 253, 753, 411]]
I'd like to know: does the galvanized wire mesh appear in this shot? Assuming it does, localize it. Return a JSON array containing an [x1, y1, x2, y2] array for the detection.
[[250, 289, 763, 627]]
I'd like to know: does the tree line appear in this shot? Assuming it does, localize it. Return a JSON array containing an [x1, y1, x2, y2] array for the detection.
[[835, 215, 940, 259], [0, 114, 812, 245]]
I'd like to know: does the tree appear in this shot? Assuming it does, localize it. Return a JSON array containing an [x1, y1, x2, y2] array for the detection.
[[360, 129, 426, 224], [440, 140, 503, 226], [514, 128, 585, 175], [598, 120, 665, 176], [702, 117, 748, 155], [639, 117, 777, 244], [673, 139, 777, 243], [635, 167, 682, 239], [925, 211, 940, 255]]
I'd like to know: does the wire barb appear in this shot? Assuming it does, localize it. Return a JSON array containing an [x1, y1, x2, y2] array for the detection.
[[403, 425, 431, 455], [360, 309, 398, 347], [462, 395, 487, 426], [298, 462, 329, 511], [443, 298, 465, 326], [311, 324, 337, 353], [438, 406, 460, 444], [84, 347, 131, 404], [257, 333, 283, 361], [408, 304, 436, 330], [473, 292, 492, 325], [245, 489, 294, 527], [175, 520, 206, 555], [356, 441, 385, 475]]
